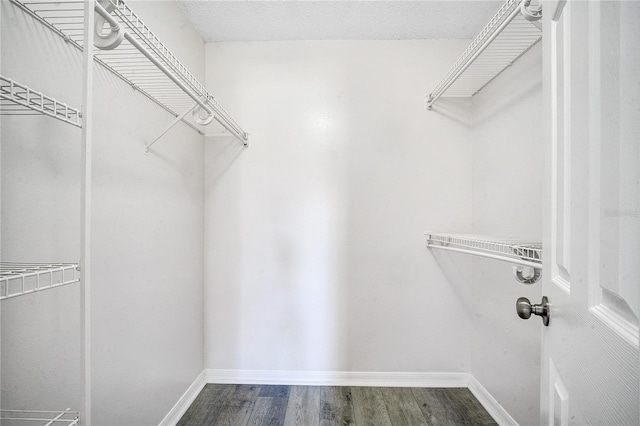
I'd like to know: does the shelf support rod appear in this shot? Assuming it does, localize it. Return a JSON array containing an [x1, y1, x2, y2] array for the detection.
[[426, 242, 542, 270], [145, 103, 198, 153], [93, 2, 212, 116], [427, 0, 525, 109], [81, 1, 96, 424], [209, 113, 249, 146]]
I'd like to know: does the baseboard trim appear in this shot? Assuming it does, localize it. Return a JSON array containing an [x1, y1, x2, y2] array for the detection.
[[468, 375, 519, 426], [158, 370, 207, 426], [205, 369, 469, 388]]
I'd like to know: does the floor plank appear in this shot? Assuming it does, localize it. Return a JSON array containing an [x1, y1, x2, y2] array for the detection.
[[213, 384, 261, 426], [380, 387, 428, 426], [177, 384, 235, 426], [412, 387, 463, 426], [177, 384, 232, 426], [446, 388, 497, 425], [351, 387, 392, 426], [411, 387, 498, 426], [246, 386, 290, 426], [259, 385, 291, 398], [284, 386, 321, 426], [247, 396, 272, 426], [319, 386, 355, 426]]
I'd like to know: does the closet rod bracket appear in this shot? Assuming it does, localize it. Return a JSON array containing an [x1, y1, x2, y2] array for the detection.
[[512, 265, 542, 284], [145, 103, 199, 154], [426, 95, 434, 110], [94, 0, 125, 50], [521, 0, 542, 23]]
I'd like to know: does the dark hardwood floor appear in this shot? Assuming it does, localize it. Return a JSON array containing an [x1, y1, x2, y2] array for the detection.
[[177, 384, 497, 425]]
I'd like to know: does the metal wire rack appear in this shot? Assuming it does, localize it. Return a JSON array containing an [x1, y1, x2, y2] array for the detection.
[[11, 0, 248, 143], [0, 409, 79, 426], [427, 0, 542, 108], [426, 233, 542, 269], [1, 262, 80, 300], [0, 75, 82, 127]]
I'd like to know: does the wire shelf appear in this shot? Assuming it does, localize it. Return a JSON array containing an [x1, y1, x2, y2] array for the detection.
[[427, 0, 541, 107], [0, 409, 79, 425], [11, 0, 248, 141], [0, 75, 82, 127], [426, 233, 542, 269], [1, 262, 80, 300]]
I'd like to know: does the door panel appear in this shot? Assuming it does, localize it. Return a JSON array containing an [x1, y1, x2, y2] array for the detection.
[[541, 1, 639, 425], [549, 360, 569, 426], [549, 0, 571, 293], [588, 0, 640, 344]]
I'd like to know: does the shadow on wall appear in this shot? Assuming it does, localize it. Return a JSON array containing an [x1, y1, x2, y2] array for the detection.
[[472, 45, 542, 125], [427, 98, 473, 127], [430, 250, 475, 313], [203, 41, 476, 373], [204, 135, 245, 193], [203, 134, 247, 370]]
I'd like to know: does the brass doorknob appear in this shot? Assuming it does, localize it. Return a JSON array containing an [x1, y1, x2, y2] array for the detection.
[[516, 296, 550, 326]]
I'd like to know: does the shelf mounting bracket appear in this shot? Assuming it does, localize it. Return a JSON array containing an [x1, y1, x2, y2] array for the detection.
[[145, 103, 198, 154], [512, 265, 542, 284]]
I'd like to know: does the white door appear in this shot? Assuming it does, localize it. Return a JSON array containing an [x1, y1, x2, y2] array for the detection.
[[540, 0, 639, 424]]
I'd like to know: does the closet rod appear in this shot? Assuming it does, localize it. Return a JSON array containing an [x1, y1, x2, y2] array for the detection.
[[426, 243, 541, 269], [93, 2, 211, 116]]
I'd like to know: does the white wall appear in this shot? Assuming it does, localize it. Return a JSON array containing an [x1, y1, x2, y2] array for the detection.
[[470, 44, 544, 425], [1, 0, 84, 412], [203, 40, 474, 374], [91, 1, 205, 424], [1, 1, 205, 424]]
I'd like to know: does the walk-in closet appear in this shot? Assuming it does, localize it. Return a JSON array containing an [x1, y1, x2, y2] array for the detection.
[[1, 0, 638, 425]]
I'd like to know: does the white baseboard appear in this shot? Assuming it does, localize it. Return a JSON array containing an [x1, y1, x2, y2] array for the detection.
[[468, 375, 519, 426], [205, 369, 469, 388], [158, 370, 207, 426]]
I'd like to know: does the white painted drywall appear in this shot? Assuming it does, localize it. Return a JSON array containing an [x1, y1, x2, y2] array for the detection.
[[203, 40, 474, 374], [1, 0, 84, 413], [469, 43, 544, 425], [90, 1, 205, 424], [1, 1, 205, 424]]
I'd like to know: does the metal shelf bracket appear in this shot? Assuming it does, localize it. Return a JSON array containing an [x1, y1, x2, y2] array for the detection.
[[145, 103, 198, 154]]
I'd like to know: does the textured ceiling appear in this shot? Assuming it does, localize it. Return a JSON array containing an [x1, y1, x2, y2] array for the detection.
[[176, 1, 503, 42]]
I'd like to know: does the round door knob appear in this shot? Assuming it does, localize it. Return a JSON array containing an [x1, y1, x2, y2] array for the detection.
[[516, 297, 533, 319], [516, 296, 550, 326]]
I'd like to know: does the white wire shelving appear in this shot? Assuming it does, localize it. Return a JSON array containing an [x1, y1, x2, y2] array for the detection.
[[1, 262, 80, 300], [427, 0, 542, 108], [0, 75, 82, 127], [0, 409, 79, 426], [11, 0, 248, 145], [426, 233, 541, 268]]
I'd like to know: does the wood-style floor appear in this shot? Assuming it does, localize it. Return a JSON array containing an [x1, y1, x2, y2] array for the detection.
[[177, 384, 497, 425]]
